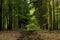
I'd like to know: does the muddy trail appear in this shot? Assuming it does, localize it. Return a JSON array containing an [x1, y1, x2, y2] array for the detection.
[[0, 30, 60, 40]]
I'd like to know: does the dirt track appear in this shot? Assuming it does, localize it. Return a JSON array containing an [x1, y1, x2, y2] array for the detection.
[[0, 30, 60, 40]]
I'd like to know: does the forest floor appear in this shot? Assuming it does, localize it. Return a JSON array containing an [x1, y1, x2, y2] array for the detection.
[[0, 30, 60, 40]]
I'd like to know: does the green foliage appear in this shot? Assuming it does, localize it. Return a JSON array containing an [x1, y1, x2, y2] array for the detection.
[[2, 0, 30, 30], [1, 0, 60, 30]]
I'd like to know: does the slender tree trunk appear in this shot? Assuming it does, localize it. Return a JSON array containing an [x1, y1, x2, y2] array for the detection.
[[7, 0, 12, 30], [56, 0, 59, 30], [2, 0, 8, 30], [48, 1, 53, 31], [0, 0, 2, 30]]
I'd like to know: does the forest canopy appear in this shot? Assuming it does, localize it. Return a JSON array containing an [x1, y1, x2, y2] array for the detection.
[[0, 0, 60, 31]]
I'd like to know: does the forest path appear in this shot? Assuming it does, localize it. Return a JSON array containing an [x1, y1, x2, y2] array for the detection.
[[0, 30, 60, 40]]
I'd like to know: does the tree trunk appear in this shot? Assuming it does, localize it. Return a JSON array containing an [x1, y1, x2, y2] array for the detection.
[[48, 1, 53, 31], [0, 0, 2, 30]]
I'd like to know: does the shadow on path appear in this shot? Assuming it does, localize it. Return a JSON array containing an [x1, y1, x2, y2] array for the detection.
[[17, 30, 43, 40]]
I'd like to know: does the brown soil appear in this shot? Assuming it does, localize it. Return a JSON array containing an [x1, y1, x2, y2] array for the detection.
[[0, 30, 60, 40]]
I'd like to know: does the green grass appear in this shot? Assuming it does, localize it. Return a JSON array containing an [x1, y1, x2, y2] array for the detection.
[[4, 37, 10, 40]]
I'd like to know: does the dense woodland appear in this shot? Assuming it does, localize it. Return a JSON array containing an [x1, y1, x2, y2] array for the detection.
[[0, 0, 60, 31]]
